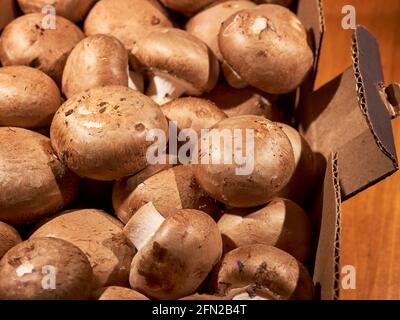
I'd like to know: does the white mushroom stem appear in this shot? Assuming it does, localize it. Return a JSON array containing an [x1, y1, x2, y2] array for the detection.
[[123, 202, 165, 251], [222, 61, 248, 89], [128, 68, 145, 93], [146, 72, 198, 105]]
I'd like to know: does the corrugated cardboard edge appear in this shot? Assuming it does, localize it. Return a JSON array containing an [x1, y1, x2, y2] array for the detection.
[[312, 153, 342, 300]]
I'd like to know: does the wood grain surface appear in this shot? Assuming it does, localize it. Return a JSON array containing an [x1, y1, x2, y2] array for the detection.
[[316, 0, 400, 300]]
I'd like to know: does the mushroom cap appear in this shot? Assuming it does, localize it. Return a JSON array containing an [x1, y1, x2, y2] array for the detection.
[[113, 165, 218, 224], [84, 0, 172, 50], [218, 198, 312, 262], [186, 0, 256, 61], [0, 128, 79, 225], [17, 0, 97, 22], [218, 4, 313, 94], [160, 0, 218, 16], [0, 66, 61, 128], [132, 28, 219, 95], [0, 222, 21, 259], [201, 83, 282, 120], [276, 123, 317, 204], [0, 0, 18, 31], [210, 244, 314, 300], [62, 35, 129, 99], [50, 85, 168, 181], [0, 13, 84, 84], [30, 209, 135, 289], [96, 286, 149, 300], [0, 237, 93, 300], [129, 209, 223, 300], [112, 163, 174, 216], [161, 97, 227, 134], [194, 115, 295, 208]]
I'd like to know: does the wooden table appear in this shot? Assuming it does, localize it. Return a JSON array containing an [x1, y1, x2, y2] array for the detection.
[[316, 0, 400, 300]]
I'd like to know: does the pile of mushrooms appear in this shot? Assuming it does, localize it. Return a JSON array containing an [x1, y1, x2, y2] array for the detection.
[[0, 0, 320, 300]]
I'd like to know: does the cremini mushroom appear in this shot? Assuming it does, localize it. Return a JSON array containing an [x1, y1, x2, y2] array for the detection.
[[30, 209, 135, 289], [194, 116, 295, 208], [218, 4, 313, 94], [62, 35, 143, 98], [84, 0, 172, 50], [218, 198, 312, 263], [0, 13, 84, 84], [113, 165, 219, 224], [125, 203, 222, 299], [132, 28, 220, 105], [276, 123, 318, 205], [0, 66, 61, 128], [0, 222, 21, 259], [17, 0, 97, 22], [0, 237, 93, 300], [202, 83, 282, 120], [0, 127, 80, 225], [209, 244, 314, 300], [50, 85, 168, 181], [159, 0, 218, 16], [95, 286, 149, 300]]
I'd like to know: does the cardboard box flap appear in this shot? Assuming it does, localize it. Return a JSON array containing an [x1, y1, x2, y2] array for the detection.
[[298, 26, 398, 199], [312, 153, 341, 300]]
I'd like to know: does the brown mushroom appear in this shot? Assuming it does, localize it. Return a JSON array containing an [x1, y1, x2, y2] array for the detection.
[[113, 165, 219, 224], [255, 0, 293, 7], [0, 13, 84, 84], [194, 115, 295, 208], [95, 286, 149, 300], [159, 0, 218, 16], [161, 97, 227, 134], [17, 0, 97, 22], [276, 123, 318, 205], [50, 85, 168, 181], [132, 28, 220, 105], [30, 209, 135, 289], [209, 244, 314, 300], [0, 66, 61, 128], [218, 198, 312, 263], [84, 0, 172, 50], [0, 237, 93, 300], [0, 222, 21, 259], [0, 0, 18, 31], [125, 203, 222, 299], [201, 83, 282, 120], [218, 4, 314, 94], [62, 35, 141, 99], [0, 128, 79, 225]]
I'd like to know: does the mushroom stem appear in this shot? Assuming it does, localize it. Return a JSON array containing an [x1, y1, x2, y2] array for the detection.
[[123, 202, 165, 251], [146, 72, 197, 105], [128, 69, 144, 92]]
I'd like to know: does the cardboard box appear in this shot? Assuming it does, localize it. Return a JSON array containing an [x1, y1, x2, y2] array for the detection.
[[296, 0, 399, 300]]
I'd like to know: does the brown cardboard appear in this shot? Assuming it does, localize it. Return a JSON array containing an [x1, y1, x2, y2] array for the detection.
[[0, 0, 18, 31]]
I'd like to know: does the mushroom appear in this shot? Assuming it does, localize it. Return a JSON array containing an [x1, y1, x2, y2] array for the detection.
[[276, 123, 318, 204], [30, 209, 135, 289], [209, 244, 314, 300], [0, 66, 61, 129], [218, 4, 314, 94], [194, 115, 295, 208], [201, 83, 282, 120], [0, 13, 84, 84], [84, 0, 172, 51], [0, 128, 80, 225], [113, 165, 219, 224], [0, 222, 21, 259], [161, 97, 227, 134], [17, 0, 97, 22], [62, 35, 143, 99], [0, 237, 93, 300], [0, 0, 18, 31], [159, 0, 219, 16], [132, 28, 220, 105], [50, 85, 168, 181], [186, 0, 256, 88], [181, 286, 273, 300], [125, 203, 223, 299], [255, 0, 293, 7], [218, 198, 312, 263], [95, 287, 149, 300]]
